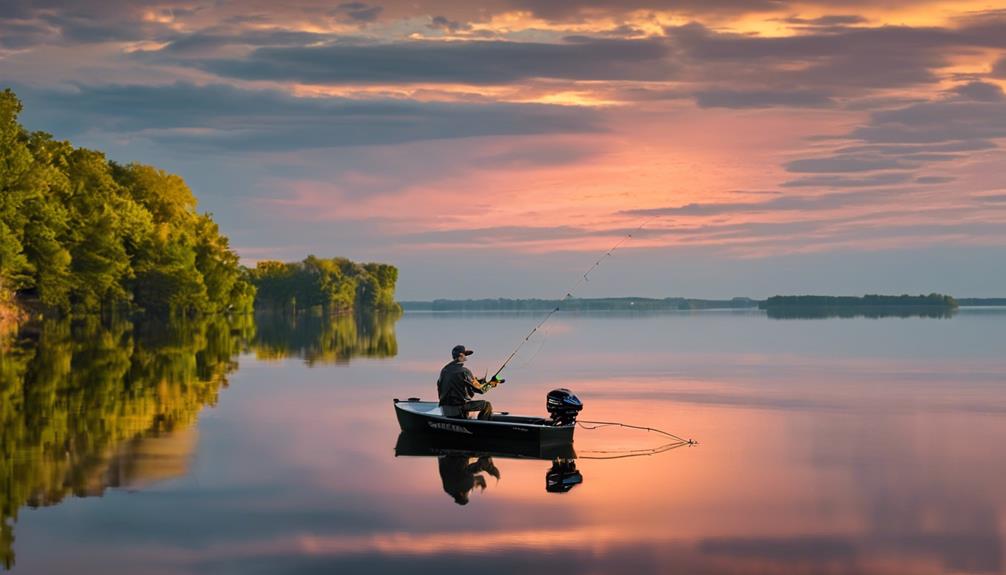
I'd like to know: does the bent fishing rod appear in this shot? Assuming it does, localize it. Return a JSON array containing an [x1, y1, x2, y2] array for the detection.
[[489, 219, 652, 382]]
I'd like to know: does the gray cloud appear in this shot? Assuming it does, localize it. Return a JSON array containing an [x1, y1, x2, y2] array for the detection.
[[665, 23, 947, 91], [782, 15, 867, 26], [994, 56, 1006, 77], [834, 140, 998, 155], [503, 0, 785, 20], [774, 79, 1006, 194], [134, 29, 338, 58], [12, 0, 178, 45], [16, 82, 602, 152], [915, 176, 955, 184], [851, 99, 1006, 144], [781, 172, 914, 188], [951, 80, 1005, 102], [620, 189, 907, 217], [333, 2, 383, 23], [0, 20, 56, 50], [663, 15, 1006, 100], [195, 37, 673, 85], [784, 156, 913, 173], [428, 15, 472, 33], [695, 89, 834, 108]]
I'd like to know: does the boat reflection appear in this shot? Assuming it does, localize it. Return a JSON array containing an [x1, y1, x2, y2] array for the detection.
[[395, 432, 583, 502]]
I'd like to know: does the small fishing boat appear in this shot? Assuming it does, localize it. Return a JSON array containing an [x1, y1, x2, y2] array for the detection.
[[393, 388, 583, 449]]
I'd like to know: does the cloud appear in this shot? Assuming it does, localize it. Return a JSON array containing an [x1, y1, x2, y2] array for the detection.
[[0, 20, 55, 50], [194, 37, 673, 85], [781, 172, 914, 188], [16, 82, 602, 152], [140, 29, 335, 58], [503, 0, 785, 20], [850, 99, 1006, 144], [428, 15, 472, 33], [695, 89, 835, 108], [951, 80, 1005, 102], [782, 15, 867, 26], [620, 189, 907, 217], [914, 176, 955, 184], [994, 56, 1006, 77], [1, 0, 178, 46], [332, 2, 383, 23], [784, 156, 913, 173], [663, 15, 1006, 101]]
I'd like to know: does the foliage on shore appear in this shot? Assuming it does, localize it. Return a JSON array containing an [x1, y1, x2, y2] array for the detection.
[[0, 89, 254, 316], [0, 281, 24, 339], [249, 256, 400, 314]]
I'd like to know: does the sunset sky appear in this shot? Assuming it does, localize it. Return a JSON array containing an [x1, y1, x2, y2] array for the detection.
[[3, 0, 1005, 298]]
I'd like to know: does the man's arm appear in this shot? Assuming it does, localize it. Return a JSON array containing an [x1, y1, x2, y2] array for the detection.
[[464, 369, 498, 394]]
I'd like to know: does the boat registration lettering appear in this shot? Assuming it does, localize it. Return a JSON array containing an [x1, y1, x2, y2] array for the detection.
[[428, 421, 473, 435]]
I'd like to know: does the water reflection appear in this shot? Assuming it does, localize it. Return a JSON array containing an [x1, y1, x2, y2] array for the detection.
[[0, 311, 400, 570], [3, 311, 1006, 574], [395, 432, 583, 503], [766, 306, 957, 319], [0, 315, 250, 569], [252, 311, 399, 365]]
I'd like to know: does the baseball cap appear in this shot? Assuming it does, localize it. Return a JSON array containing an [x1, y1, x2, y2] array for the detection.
[[452, 345, 474, 358]]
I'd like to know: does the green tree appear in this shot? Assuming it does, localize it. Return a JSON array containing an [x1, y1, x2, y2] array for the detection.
[[0, 89, 254, 317]]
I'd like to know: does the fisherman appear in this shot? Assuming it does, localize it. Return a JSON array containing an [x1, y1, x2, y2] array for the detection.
[[437, 344, 502, 420]]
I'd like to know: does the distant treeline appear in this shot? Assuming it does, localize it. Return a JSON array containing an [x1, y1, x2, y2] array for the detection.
[[0, 89, 254, 316], [759, 294, 958, 310], [249, 256, 401, 314], [401, 294, 1003, 313], [401, 297, 760, 312], [958, 298, 1006, 306]]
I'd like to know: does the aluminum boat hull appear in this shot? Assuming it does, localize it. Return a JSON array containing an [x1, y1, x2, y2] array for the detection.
[[393, 398, 574, 448]]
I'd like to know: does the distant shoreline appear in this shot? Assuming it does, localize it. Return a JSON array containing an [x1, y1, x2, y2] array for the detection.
[[400, 296, 1006, 311]]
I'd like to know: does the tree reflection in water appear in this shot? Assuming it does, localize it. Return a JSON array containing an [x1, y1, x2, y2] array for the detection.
[[253, 310, 400, 365], [0, 311, 399, 570]]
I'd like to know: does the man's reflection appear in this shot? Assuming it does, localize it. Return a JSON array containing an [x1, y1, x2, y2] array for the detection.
[[438, 455, 500, 505]]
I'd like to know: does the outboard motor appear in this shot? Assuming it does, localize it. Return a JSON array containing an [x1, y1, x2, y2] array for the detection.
[[546, 388, 583, 426]]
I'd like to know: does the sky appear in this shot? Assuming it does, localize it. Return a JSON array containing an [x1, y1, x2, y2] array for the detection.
[[2, 0, 1005, 299]]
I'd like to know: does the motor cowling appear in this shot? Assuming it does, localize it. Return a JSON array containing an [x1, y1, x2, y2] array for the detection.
[[546, 388, 583, 426]]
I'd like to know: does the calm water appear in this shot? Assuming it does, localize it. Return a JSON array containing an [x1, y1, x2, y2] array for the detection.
[[2, 309, 1005, 574]]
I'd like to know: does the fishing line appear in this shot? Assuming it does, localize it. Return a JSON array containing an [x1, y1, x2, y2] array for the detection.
[[509, 323, 551, 370], [576, 419, 697, 446], [491, 218, 654, 381], [578, 440, 692, 460]]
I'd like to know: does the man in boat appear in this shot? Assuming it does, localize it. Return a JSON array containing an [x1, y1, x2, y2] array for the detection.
[[437, 344, 502, 420]]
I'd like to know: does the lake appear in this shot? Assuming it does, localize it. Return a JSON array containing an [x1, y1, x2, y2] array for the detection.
[[3, 309, 1005, 574]]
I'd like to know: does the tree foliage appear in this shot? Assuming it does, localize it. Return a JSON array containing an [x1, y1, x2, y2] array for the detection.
[[249, 256, 400, 314], [0, 89, 254, 316]]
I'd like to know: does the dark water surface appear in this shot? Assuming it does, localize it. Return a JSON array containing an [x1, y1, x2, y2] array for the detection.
[[3, 309, 1005, 574]]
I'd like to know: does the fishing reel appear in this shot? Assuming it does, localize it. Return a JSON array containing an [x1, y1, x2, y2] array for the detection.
[[546, 388, 583, 426]]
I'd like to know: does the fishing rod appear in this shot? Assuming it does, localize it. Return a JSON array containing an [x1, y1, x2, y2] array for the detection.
[[489, 219, 652, 382]]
